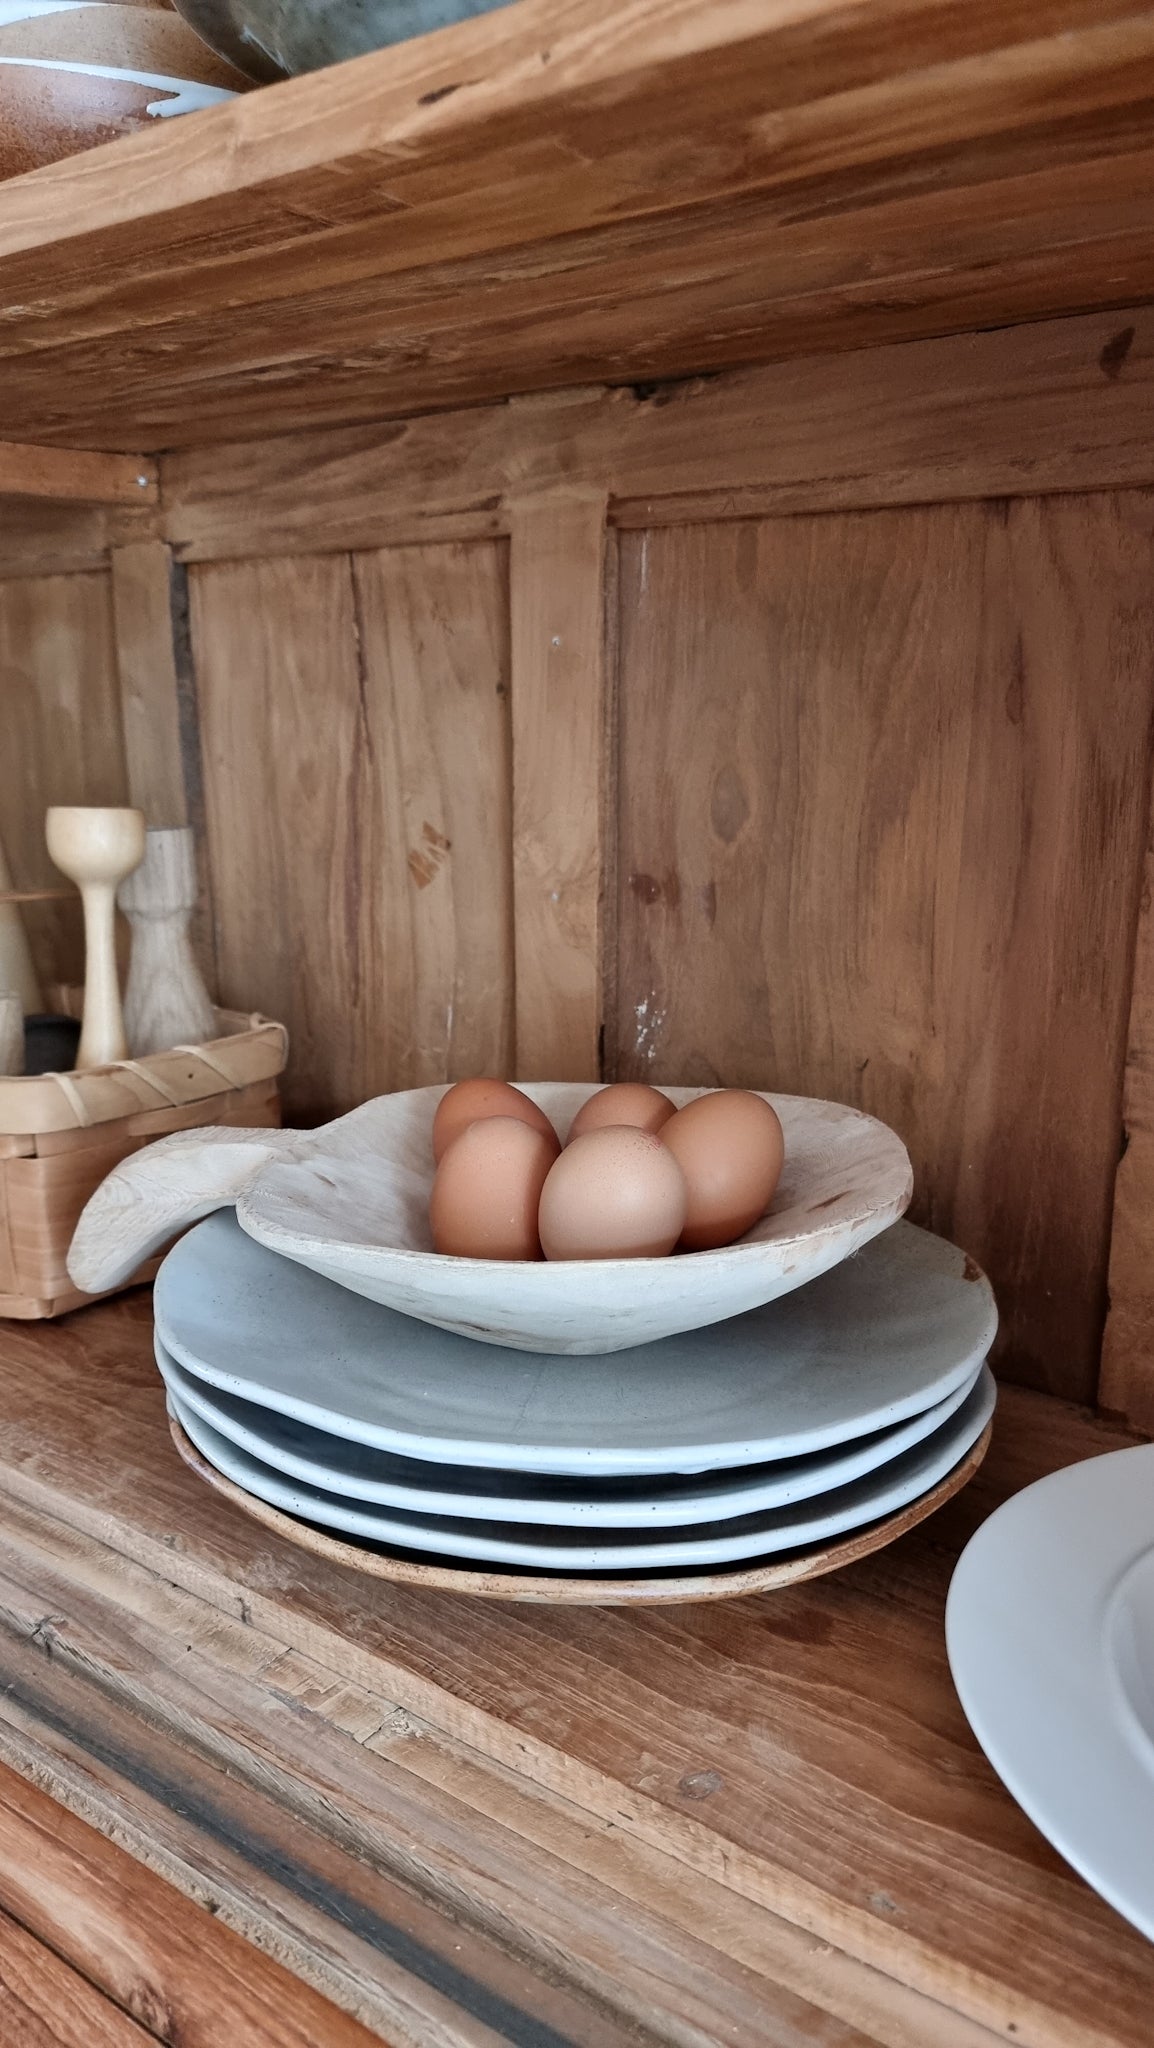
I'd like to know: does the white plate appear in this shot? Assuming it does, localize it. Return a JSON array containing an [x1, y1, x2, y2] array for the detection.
[[168, 1366, 996, 1571], [155, 1338, 986, 1528], [238, 1084, 913, 1352], [947, 1442, 1154, 1942], [155, 1211, 998, 1477]]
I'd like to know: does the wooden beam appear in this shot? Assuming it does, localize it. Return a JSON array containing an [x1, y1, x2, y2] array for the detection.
[[2, 5, 1154, 446], [509, 490, 608, 1081], [161, 303, 1154, 565], [0, 443, 156, 506]]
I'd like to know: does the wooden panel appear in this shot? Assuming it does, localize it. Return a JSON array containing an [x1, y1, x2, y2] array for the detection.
[[192, 546, 512, 1120], [614, 500, 1154, 1402], [0, 1293, 1149, 2048], [162, 304, 1154, 563], [0, 574, 128, 988], [0, 445, 155, 505], [0, 1763, 383, 2048], [351, 542, 513, 1088], [3, 5, 1154, 446], [110, 543, 188, 828], [0, 1902, 151, 2046], [509, 494, 607, 1080], [1101, 796, 1154, 1430], [0, 502, 155, 582]]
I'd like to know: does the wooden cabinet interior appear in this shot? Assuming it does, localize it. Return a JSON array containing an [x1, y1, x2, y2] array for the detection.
[[2, 3, 1154, 1426]]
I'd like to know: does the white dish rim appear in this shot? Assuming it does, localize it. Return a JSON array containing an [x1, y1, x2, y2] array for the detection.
[[166, 1367, 996, 1571]]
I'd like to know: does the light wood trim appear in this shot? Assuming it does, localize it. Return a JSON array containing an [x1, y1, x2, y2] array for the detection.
[[161, 303, 1154, 563], [0, 443, 156, 505], [111, 542, 188, 827], [509, 490, 608, 1081]]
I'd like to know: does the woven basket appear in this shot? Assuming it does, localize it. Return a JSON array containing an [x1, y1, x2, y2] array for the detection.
[[0, 1002, 287, 1319]]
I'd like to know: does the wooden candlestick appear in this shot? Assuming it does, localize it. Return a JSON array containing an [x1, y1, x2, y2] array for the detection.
[[46, 807, 145, 1070], [119, 827, 216, 1056]]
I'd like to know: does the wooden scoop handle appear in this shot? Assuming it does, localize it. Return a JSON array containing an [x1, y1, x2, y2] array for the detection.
[[67, 1125, 302, 1294]]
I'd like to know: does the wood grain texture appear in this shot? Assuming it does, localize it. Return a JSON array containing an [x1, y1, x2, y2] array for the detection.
[[0, 1507, 889, 2048], [0, 574, 128, 989], [158, 305, 1154, 564], [3, 5, 1154, 446], [351, 543, 513, 1089], [613, 499, 1154, 1402], [191, 547, 513, 1121], [0, 1903, 151, 2047], [0, 502, 155, 582], [110, 544, 188, 829], [510, 493, 607, 1080], [0, 1294, 1147, 2048], [1101, 783, 1154, 1430], [0, 445, 155, 505], [0, 1763, 384, 2048]]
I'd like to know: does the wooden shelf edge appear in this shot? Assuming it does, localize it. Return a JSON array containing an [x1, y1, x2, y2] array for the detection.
[[0, 444, 157, 506]]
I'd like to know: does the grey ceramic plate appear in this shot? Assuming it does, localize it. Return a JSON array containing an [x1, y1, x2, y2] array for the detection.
[[154, 1211, 998, 1477], [168, 1367, 996, 1571], [155, 1338, 986, 1528], [172, 0, 514, 81]]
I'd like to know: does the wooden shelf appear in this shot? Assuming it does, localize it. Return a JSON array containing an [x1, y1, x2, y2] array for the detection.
[[0, 1291, 1151, 2045], [1, 0, 1154, 450]]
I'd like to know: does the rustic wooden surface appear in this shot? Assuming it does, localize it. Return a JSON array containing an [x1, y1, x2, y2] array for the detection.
[[0, 1760, 385, 2047], [191, 549, 513, 1122], [0, 1896, 152, 2047], [0, 573, 128, 989], [159, 303, 1154, 564], [509, 492, 607, 1081], [0, 1293, 1149, 2048], [3, 4, 1154, 446], [1102, 760, 1154, 1433], [351, 542, 514, 1091], [0, 445, 154, 506], [110, 543, 189, 831], [612, 499, 1154, 1402]]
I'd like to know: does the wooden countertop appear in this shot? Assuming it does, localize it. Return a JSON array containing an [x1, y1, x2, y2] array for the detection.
[[0, 1287, 1150, 2047]]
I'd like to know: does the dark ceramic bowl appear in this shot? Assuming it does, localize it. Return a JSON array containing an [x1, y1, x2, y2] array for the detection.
[[171, 0, 513, 81]]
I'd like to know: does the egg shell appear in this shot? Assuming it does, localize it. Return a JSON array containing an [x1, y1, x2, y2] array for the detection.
[[429, 1117, 557, 1260], [565, 1082, 676, 1143], [538, 1125, 687, 1261], [661, 1090, 785, 1252], [432, 1078, 559, 1164]]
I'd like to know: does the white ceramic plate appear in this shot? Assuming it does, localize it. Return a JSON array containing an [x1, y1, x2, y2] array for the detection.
[[238, 1085, 913, 1352], [155, 1211, 998, 1477], [155, 1338, 986, 1529], [947, 1442, 1154, 1943], [168, 1366, 995, 1571]]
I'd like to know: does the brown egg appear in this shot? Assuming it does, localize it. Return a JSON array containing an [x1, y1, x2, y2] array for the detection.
[[661, 1090, 785, 1251], [538, 1127, 687, 1261], [566, 1083, 676, 1144], [432, 1079, 559, 1164], [429, 1118, 557, 1260]]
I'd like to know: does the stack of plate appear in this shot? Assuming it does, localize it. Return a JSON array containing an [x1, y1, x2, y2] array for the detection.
[[154, 1210, 998, 1602]]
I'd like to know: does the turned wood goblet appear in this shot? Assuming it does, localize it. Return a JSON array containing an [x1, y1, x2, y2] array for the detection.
[[46, 806, 145, 1070]]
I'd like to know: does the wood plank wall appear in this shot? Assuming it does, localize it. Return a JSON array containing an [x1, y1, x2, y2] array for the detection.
[[0, 572, 128, 987], [7, 300, 1154, 1413]]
